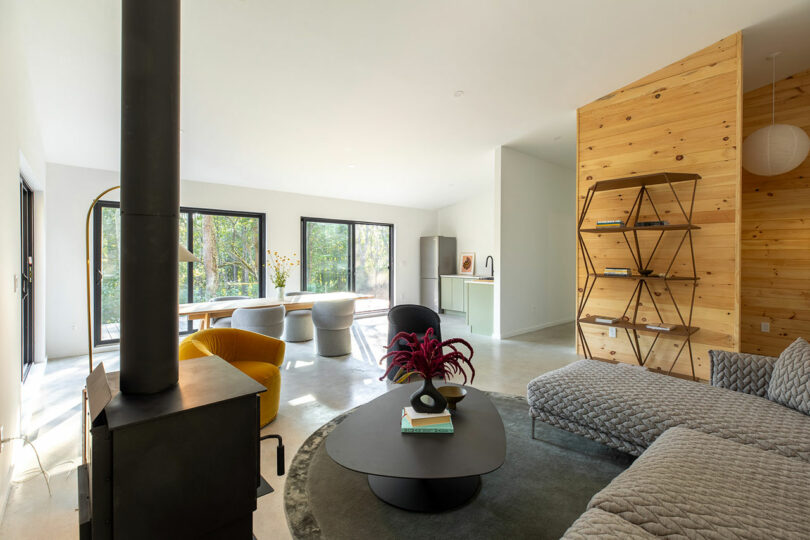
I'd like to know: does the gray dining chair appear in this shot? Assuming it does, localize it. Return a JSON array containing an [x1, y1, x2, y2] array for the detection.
[[232, 305, 286, 339], [284, 291, 314, 342], [210, 295, 248, 328], [312, 299, 356, 357]]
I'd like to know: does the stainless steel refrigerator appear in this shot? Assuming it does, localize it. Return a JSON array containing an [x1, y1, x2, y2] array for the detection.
[[420, 236, 457, 312]]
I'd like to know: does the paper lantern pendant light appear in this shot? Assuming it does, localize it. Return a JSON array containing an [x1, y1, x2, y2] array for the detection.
[[743, 124, 810, 176], [742, 52, 810, 177]]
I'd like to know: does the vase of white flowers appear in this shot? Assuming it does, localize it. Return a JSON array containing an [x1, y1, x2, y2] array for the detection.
[[267, 250, 299, 299]]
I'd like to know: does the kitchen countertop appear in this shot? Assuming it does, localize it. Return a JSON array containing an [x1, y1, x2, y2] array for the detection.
[[440, 274, 490, 279], [469, 280, 494, 284]]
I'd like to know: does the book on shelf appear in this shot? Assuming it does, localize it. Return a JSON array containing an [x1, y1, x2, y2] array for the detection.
[[604, 267, 631, 276], [596, 220, 624, 228], [594, 316, 619, 324], [645, 323, 676, 332], [401, 409, 454, 433], [635, 220, 669, 227], [403, 406, 451, 427]]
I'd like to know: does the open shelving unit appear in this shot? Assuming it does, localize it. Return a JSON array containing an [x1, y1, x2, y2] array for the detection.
[[577, 172, 701, 380]]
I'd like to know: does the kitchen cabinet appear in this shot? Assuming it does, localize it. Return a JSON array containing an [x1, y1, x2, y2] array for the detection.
[[439, 275, 475, 312], [466, 281, 494, 336]]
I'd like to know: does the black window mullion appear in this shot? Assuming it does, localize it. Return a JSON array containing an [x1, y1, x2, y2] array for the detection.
[[349, 223, 355, 292], [186, 211, 193, 332]]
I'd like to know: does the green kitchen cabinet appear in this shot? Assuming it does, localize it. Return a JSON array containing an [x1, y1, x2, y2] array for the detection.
[[440, 276, 474, 313], [452, 278, 465, 311], [440, 277, 453, 311], [466, 282, 494, 336]]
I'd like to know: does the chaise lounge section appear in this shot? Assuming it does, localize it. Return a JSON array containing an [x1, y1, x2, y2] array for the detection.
[[527, 354, 810, 461], [527, 339, 810, 538]]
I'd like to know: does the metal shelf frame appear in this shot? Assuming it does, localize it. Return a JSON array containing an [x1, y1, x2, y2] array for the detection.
[[576, 172, 701, 380]]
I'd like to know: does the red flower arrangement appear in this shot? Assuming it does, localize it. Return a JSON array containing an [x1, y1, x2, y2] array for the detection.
[[379, 328, 475, 384]]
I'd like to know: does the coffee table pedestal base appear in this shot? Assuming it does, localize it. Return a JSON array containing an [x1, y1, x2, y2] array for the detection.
[[367, 474, 481, 512]]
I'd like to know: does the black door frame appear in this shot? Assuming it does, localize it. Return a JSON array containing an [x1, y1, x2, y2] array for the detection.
[[20, 178, 34, 381], [93, 201, 266, 345], [300, 217, 394, 311]]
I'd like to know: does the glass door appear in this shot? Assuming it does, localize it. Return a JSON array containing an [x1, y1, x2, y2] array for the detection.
[[353, 223, 391, 312], [20, 179, 34, 380], [302, 218, 393, 313]]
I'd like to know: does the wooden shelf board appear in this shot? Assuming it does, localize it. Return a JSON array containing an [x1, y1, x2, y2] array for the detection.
[[587, 172, 701, 193], [579, 224, 700, 233], [588, 273, 698, 281], [578, 316, 699, 337]]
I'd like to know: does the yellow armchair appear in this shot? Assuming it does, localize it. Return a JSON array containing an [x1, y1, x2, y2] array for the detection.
[[180, 328, 285, 426]]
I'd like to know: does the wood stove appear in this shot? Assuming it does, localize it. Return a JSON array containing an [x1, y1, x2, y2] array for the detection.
[[78, 1, 267, 538]]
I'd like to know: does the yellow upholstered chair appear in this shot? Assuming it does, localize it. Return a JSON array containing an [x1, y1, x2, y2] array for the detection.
[[179, 328, 285, 426]]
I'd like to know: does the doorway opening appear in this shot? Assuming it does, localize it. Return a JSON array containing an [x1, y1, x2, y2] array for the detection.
[[20, 178, 34, 381]]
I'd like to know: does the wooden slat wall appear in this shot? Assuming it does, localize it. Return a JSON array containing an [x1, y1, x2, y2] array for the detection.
[[741, 68, 810, 356], [576, 33, 743, 380]]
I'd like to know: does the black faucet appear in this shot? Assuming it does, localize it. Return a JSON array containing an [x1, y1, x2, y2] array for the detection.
[[485, 255, 494, 278]]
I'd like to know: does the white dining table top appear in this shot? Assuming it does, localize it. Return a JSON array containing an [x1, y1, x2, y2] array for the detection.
[[178, 291, 370, 316]]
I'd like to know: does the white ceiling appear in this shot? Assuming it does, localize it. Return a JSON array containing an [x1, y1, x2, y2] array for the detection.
[[16, 0, 810, 209]]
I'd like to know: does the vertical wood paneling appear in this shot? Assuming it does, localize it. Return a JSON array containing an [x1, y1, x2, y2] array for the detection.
[[576, 33, 743, 380], [741, 68, 810, 356]]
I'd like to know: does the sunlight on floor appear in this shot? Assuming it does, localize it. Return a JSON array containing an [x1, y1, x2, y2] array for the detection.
[[288, 394, 317, 406]]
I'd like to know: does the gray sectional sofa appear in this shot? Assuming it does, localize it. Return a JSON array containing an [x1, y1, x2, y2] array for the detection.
[[527, 338, 810, 539]]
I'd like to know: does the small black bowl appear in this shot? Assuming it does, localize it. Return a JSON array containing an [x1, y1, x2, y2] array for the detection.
[[639, 269, 654, 276]]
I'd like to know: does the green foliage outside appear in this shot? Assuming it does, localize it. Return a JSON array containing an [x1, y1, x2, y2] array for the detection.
[[354, 224, 390, 300], [304, 221, 390, 301], [190, 213, 260, 302], [99, 207, 261, 325], [305, 222, 349, 293]]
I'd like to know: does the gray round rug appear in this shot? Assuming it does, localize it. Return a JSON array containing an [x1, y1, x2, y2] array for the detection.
[[284, 392, 634, 539]]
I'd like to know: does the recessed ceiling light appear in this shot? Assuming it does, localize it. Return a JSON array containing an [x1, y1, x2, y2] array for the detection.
[[348, 164, 357, 168], [454, 90, 464, 98]]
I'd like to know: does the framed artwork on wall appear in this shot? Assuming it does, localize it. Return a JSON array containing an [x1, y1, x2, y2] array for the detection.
[[459, 252, 475, 275]]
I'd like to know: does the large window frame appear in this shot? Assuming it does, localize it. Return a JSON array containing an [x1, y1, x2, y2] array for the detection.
[[300, 217, 394, 313], [93, 201, 266, 345]]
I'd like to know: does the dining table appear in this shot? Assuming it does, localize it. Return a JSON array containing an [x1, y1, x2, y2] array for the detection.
[[178, 292, 374, 330]]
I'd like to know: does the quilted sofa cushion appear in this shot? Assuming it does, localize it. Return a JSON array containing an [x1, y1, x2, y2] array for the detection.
[[562, 508, 655, 539], [588, 427, 810, 539], [527, 359, 810, 462], [768, 337, 810, 415]]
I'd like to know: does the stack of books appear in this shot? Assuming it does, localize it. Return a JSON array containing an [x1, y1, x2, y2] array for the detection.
[[636, 220, 669, 227], [596, 219, 624, 228], [646, 323, 676, 332], [594, 316, 619, 324], [604, 267, 631, 276], [401, 407, 453, 434]]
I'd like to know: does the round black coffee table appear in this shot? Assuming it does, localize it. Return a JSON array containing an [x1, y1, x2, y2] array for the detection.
[[325, 382, 506, 512]]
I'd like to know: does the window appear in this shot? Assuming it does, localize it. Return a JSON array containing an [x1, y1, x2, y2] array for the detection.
[[301, 217, 393, 313], [94, 202, 265, 345]]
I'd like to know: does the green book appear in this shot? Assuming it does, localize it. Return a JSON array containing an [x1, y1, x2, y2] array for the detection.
[[401, 411, 454, 433]]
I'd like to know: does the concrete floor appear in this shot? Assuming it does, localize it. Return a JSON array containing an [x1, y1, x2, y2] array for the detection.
[[0, 315, 578, 540]]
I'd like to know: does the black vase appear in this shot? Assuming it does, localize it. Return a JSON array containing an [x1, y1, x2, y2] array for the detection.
[[410, 377, 447, 413]]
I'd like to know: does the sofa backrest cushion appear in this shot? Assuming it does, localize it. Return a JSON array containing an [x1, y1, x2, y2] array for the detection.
[[768, 337, 810, 415]]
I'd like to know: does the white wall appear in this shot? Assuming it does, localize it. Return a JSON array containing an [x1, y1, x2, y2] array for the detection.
[[0, 0, 47, 519], [45, 163, 438, 359], [436, 187, 495, 276], [495, 146, 575, 338]]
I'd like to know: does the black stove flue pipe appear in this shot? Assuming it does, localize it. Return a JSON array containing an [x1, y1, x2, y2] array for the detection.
[[119, 0, 181, 394]]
